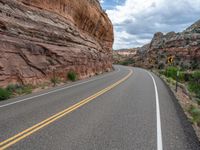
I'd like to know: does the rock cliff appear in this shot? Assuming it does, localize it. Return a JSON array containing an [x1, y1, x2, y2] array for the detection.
[[145, 20, 200, 69], [114, 20, 200, 70], [113, 49, 138, 65], [0, 0, 114, 87]]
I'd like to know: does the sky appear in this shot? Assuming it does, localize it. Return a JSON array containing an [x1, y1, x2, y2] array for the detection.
[[99, 0, 200, 50]]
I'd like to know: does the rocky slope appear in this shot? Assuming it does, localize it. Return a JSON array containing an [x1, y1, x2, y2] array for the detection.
[[0, 0, 114, 87], [145, 20, 200, 69], [113, 49, 137, 64], [114, 20, 200, 69]]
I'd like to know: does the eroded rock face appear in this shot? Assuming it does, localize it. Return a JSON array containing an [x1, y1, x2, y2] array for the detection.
[[113, 20, 200, 69], [112, 49, 138, 65], [0, 0, 114, 87], [135, 20, 200, 69]]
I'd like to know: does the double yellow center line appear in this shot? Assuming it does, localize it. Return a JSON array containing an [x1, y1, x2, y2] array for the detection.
[[0, 69, 132, 150]]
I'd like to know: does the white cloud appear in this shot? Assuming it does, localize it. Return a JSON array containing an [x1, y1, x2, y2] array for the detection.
[[106, 0, 200, 49], [99, 0, 104, 4]]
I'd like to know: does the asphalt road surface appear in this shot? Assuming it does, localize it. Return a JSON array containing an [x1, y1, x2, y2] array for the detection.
[[0, 65, 199, 150]]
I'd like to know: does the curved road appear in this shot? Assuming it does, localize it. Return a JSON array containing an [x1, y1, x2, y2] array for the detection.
[[0, 65, 199, 150]]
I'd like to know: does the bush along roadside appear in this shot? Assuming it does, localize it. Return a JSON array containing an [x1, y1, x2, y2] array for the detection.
[[188, 105, 200, 126], [188, 71, 200, 99], [0, 88, 11, 101], [0, 72, 76, 101], [51, 77, 61, 86], [0, 84, 33, 101], [156, 67, 200, 139], [160, 67, 200, 99], [0, 71, 78, 101], [67, 71, 77, 81], [119, 59, 135, 66]]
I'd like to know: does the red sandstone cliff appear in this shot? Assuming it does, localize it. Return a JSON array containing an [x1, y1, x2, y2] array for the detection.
[[0, 0, 114, 87]]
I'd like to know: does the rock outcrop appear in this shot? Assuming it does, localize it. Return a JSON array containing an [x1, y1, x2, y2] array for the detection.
[[113, 49, 138, 65], [145, 20, 200, 69], [114, 20, 200, 70], [0, 0, 114, 87]]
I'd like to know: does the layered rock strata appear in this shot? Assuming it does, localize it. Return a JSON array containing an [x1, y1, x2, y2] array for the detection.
[[0, 0, 114, 86]]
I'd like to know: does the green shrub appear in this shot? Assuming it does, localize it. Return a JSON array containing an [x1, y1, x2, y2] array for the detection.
[[178, 72, 185, 82], [164, 66, 186, 82], [0, 84, 34, 100], [165, 66, 178, 79], [51, 77, 60, 85], [188, 82, 200, 97], [15, 85, 32, 95], [191, 71, 200, 81], [119, 59, 135, 66], [0, 88, 11, 101], [159, 70, 165, 75], [23, 85, 32, 94], [188, 71, 200, 98], [67, 71, 77, 81], [6, 84, 21, 93], [188, 105, 200, 125], [182, 72, 191, 82], [5, 84, 33, 95], [120, 61, 129, 66]]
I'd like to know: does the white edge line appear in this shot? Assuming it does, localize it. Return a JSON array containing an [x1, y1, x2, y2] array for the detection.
[[146, 71, 163, 150], [0, 68, 120, 108]]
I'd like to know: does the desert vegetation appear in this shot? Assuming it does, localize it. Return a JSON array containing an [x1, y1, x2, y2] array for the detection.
[[0, 84, 33, 101], [159, 66, 200, 126], [0, 70, 79, 101], [67, 71, 77, 81]]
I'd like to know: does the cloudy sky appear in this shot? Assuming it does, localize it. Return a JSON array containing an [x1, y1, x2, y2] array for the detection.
[[100, 0, 200, 50]]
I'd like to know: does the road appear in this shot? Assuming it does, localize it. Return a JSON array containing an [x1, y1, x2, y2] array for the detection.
[[0, 65, 199, 150]]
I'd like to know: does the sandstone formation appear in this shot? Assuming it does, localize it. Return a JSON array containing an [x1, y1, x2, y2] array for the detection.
[[0, 0, 114, 87], [114, 20, 200, 70], [144, 20, 200, 69], [113, 49, 138, 65]]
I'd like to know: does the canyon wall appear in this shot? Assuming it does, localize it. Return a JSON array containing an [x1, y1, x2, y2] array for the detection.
[[114, 20, 200, 70], [145, 20, 200, 69], [0, 0, 114, 87], [113, 49, 138, 65]]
